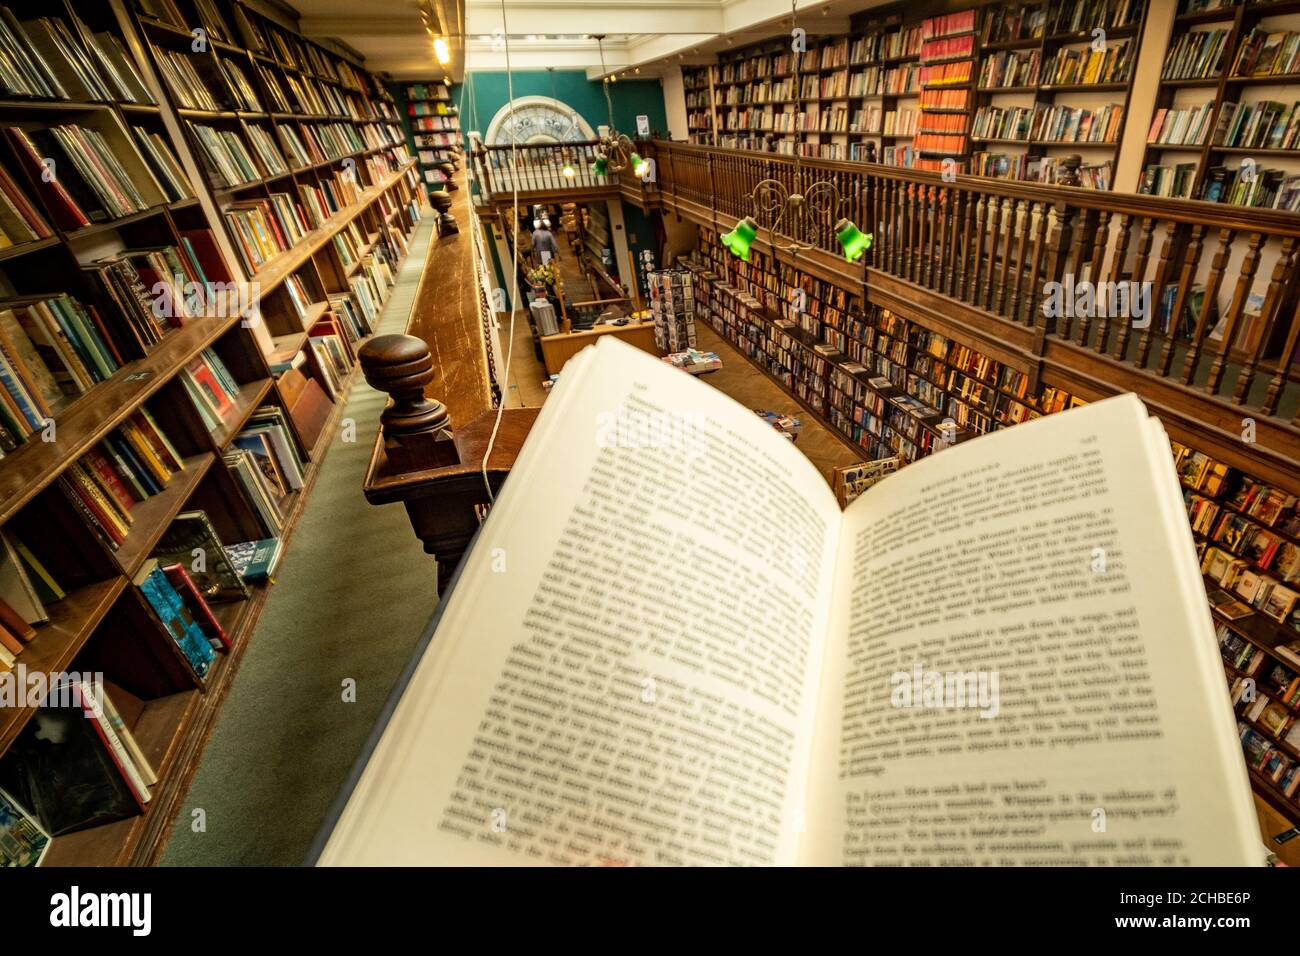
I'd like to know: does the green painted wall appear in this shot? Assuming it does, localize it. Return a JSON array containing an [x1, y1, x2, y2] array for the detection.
[[454, 71, 668, 144]]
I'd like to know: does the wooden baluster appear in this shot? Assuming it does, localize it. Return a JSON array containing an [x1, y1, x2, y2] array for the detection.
[[925, 185, 940, 288], [1264, 296, 1300, 418], [982, 195, 1002, 310], [1094, 213, 1132, 355], [901, 182, 914, 283], [1076, 210, 1111, 347], [1232, 236, 1295, 403], [969, 195, 986, 305], [1155, 224, 1205, 377], [871, 174, 884, 274], [1180, 229, 1235, 385], [935, 187, 951, 292], [945, 189, 963, 297], [1037, 202, 1071, 334], [1111, 216, 1154, 362], [1019, 201, 1048, 326], [1205, 232, 1264, 395], [358, 334, 458, 472], [893, 181, 906, 276], [1000, 199, 1025, 318], [962, 190, 980, 304], [1135, 221, 1182, 369]]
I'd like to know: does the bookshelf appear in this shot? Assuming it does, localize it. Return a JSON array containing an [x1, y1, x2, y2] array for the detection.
[[1142, 0, 1300, 208], [397, 81, 460, 201], [0, 0, 423, 865], [683, 66, 715, 145], [693, 0, 1149, 188], [679, 223, 1300, 825], [686, 228, 1084, 463], [1178, 440, 1300, 814]]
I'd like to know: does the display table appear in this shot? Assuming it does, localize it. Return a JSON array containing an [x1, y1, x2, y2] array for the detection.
[[539, 319, 659, 375]]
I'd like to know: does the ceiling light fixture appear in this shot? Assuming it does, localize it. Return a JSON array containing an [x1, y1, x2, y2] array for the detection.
[[434, 38, 450, 64], [588, 36, 649, 180], [719, 0, 871, 264]]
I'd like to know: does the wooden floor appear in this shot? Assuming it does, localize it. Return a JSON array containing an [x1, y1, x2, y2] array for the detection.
[[502, 313, 861, 486]]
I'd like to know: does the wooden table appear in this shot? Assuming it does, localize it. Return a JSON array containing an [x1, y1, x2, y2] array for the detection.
[[540, 320, 660, 375]]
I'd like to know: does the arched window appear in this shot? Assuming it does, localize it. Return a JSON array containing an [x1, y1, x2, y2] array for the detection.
[[484, 95, 595, 146]]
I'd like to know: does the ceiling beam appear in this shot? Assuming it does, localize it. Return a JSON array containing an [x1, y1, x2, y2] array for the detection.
[[465, 0, 724, 36]]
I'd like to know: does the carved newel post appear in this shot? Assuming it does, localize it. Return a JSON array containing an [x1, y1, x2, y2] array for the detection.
[[429, 190, 458, 234], [359, 334, 458, 471]]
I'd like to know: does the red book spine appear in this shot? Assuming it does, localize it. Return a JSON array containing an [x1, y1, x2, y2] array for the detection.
[[162, 563, 231, 651]]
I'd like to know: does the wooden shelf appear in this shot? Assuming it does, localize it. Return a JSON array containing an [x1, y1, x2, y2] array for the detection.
[[0, 0, 421, 867], [0, 577, 126, 755], [0, 319, 241, 526], [113, 452, 216, 575], [209, 378, 276, 449]]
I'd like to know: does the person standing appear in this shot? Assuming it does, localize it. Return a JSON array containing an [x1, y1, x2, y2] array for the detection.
[[532, 221, 560, 263]]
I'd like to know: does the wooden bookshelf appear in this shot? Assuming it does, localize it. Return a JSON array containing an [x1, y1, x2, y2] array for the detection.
[[1143, 0, 1300, 208], [694, 0, 1148, 187], [395, 82, 459, 201], [0, 0, 424, 867]]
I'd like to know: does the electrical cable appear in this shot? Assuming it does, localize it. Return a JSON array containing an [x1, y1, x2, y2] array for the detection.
[[480, 0, 520, 503]]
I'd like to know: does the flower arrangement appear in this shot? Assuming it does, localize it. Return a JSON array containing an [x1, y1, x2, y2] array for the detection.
[[527, 262, 558, 287]]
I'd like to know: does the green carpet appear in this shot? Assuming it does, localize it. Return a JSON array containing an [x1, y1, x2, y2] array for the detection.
[[161, 217, 442, 866]]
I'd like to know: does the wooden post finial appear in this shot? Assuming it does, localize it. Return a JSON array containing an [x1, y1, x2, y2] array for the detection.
[[436, 161, 459, 191], [359, 334, 458, 469], [429, 190, 459, 234]]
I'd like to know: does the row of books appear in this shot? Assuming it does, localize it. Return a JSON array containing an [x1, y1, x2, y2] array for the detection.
[[139, 0, 359, 90], [972, 103, 1125, 143], [1040, 40, 1132, 86], [1217, 99, 1300, 151], [1232, 27, 1300, 78], [972, 152, 1113, 189], [1139, 161, 1198, 198], [849, 26, 922, 65], [1206, 537, 1300, 627], [979, 50, 1041, 89], [1163, 28, 1230, 80], [59, 410, 184, 550], [4, 123, 158, 228], [0, 7, 152, 104], [225, 406, 307, 538], [0, 295, 119, 442], [1148, 102, 1217, 146], [1202, 163, 1300, 210]]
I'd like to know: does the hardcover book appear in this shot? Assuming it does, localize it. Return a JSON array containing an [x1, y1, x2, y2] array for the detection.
[[315, 338, 1261, 867]]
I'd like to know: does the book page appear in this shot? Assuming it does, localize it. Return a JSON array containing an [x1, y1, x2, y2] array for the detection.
[[319, 337, 842, 866], [803, 394, 1260, 866]]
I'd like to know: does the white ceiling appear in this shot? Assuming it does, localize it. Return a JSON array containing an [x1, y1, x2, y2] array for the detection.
[[291, 0, 886, 81]]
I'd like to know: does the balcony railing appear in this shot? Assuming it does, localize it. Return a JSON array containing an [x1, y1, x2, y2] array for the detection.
[[471, 138, 1300, 488], [470, 140, 622, 198]]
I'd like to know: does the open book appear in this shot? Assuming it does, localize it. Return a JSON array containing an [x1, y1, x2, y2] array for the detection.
[[316, 337, 1259, 866]]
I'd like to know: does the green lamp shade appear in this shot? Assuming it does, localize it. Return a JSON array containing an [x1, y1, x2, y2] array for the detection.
[[631, 153, 648, 178], [835, 218, 872, 262], [721, 217, 758, 261], [591, 154, 608, 176]]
